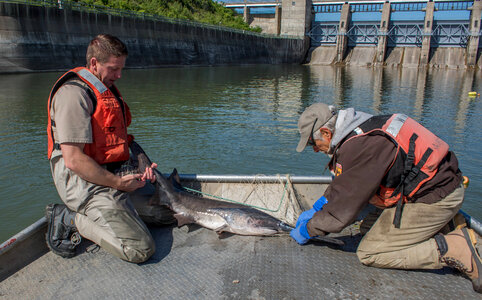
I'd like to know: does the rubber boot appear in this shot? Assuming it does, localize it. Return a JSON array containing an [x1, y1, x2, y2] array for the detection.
[[435, 228, 482, 293], [45, 203, 81, 258]]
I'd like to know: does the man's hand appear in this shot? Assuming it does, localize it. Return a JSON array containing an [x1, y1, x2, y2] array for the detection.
[[290, 220, 312, 245], [140, 163, 158, 183], [117, 173, 147, 192], [108, 161, 157, 192], [291, 196, 328, 245], [61, 142, 157, 192]]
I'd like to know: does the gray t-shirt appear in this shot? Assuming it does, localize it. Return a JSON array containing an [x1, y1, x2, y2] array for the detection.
[[50, 79, 94, 149]]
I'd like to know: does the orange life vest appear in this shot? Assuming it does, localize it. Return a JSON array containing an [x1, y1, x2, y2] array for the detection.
[[47, 67, 132, 165], [339, 114, 449, 227]]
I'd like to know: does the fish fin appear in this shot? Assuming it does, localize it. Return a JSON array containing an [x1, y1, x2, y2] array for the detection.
[[216, 231, 234, 239], [149, 181, 168, 206], [168, 168, 184, 191], [174, 213, 195, 227], [148, 182, 160, 206], [214, 225, 229, 235], [186, 224, 202, 233]]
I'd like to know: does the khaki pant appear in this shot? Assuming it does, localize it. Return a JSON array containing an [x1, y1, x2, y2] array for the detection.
[[50, 152, 156, 263], [356, 184, 464, 269]]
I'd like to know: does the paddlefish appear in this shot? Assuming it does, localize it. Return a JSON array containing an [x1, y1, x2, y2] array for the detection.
[[130, 141, 292, 236]]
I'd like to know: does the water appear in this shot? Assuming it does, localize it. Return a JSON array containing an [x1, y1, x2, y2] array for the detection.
[[0, 65, 481, 243]]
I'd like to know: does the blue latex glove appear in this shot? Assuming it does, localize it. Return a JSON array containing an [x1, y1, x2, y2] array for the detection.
[[295, 208, 316, 227], [312, 196, 328, 211], [291, 196, 327, 244], [295, 196, 328, 227], [290, 220, 312, 245]]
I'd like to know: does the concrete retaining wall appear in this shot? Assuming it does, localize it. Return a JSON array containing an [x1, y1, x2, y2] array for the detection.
[[0, 2, 307, 73]]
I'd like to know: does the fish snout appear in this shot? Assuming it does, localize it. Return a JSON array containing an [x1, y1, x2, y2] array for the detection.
[[278, 221, 294, 233]]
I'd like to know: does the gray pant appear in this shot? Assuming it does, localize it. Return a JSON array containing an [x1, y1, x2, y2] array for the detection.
[[50, 153, 156, 263], [356, 184, 464, 269]]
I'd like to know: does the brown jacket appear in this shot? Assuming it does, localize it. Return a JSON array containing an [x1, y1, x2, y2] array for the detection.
[[307, 133, 462, 236]]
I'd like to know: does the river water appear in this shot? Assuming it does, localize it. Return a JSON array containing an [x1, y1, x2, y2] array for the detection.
[[0, 65, 481, 243]]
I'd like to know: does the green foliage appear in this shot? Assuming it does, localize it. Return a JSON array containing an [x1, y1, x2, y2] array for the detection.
[[76, 0, 261, 32]]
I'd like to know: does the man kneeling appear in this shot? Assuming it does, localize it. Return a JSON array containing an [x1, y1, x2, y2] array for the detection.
[[291, 103, 481, 293]]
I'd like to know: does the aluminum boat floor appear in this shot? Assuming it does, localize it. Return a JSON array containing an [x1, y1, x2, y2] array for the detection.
[[0, 224, 479, 299]]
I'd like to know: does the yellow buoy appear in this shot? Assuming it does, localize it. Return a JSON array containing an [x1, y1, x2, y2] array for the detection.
[[468, 91, 479, 97]]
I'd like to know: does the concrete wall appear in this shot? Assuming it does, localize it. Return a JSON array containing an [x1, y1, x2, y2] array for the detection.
[[344, 47, 377, 67], [307, 46, 336, 65], [384, 47, 467, 69], [280, 0, 311, 37], [248, 14, 278, 35], [0, 2, 307, 73]]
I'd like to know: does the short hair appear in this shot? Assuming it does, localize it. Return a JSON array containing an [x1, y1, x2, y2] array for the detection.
[[86, 34, 128, 67]]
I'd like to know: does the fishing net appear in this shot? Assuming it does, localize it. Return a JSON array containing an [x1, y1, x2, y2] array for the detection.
[[182, 174, 305, 227]]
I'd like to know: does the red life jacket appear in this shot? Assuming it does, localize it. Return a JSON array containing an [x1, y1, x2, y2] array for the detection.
[[336, 114, 449, 227], [47, 67, 132, 165]]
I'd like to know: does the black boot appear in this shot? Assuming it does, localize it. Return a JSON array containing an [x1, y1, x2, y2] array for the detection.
[[45, 203, 81, 258]]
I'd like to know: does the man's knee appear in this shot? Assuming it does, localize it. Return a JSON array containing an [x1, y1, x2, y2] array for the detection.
[[356, 241, 386, 267], [101, 233, 156, 263], [356, 246, 375, 266], [124, 244, 155, 263], [123, 233, 156, 263], [356, 243, 407, 269]]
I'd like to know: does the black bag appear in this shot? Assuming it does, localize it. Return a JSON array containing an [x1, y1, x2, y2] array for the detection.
[[45, 203, 81, 258]]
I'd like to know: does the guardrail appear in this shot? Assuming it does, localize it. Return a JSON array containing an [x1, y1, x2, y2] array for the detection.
[[0, 0, 302, 39]]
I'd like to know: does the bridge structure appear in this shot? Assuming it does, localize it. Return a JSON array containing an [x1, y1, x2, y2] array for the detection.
[[218, 0, 482, 67]]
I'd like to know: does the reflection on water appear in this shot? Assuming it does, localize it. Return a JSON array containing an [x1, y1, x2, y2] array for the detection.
[[0, 65, 480, 242]]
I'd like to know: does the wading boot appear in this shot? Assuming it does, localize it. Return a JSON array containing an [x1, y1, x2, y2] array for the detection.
[[45, 203, 81, 258], [435, 228, 482, 293]]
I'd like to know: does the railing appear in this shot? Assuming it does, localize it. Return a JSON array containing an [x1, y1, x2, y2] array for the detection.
[[350, 3, 384, 12], [313, 3, 342, 13], [391, 2, 426, 12], [0, 0, 302, 39], [434, 1, 473, 11]]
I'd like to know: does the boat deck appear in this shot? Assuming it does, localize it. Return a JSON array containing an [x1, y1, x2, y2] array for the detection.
[[0, 222, 479, 299]]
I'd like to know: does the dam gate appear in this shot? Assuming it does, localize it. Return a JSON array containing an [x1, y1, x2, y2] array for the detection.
[[222, 0, 482, 67]]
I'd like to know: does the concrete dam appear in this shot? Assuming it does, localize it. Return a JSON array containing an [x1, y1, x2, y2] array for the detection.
[[1, 0, 481, 72], [225, 0, 482, 69], [0, 1, 306, 73]]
